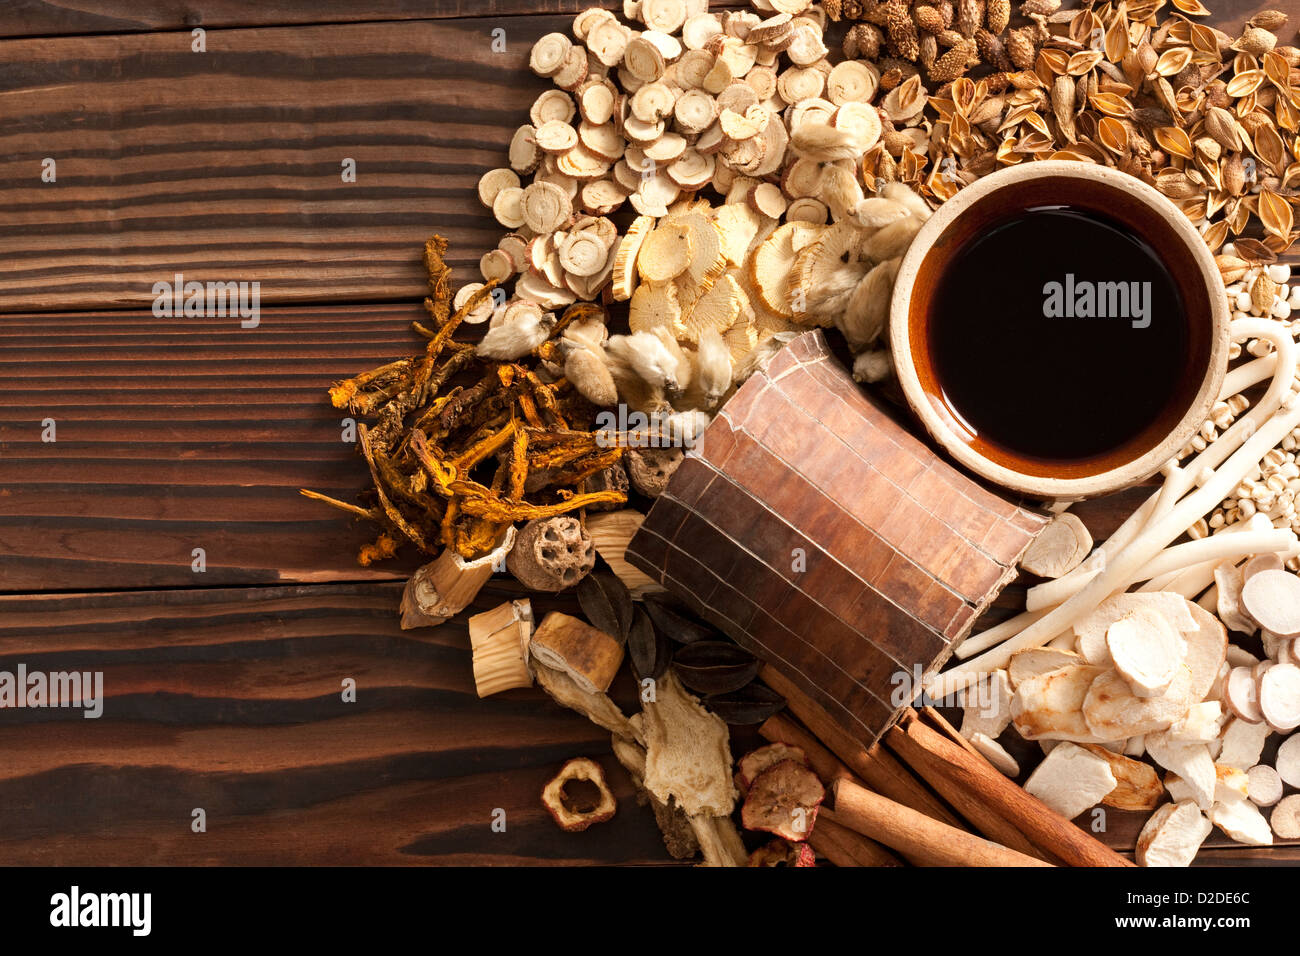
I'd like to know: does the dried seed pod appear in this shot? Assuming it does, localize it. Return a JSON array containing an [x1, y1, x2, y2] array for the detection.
[[672, 640, 762, 694], [929, 41, 973, 81], [577, 570, 633, 643], [1007, 27, 1037, 70], [887, 1, 921, 60], [642, 592, 718, 644], [914, 5, 945, 34], [986, 0, 1010, 34], [707, 683, 787, 725], [626, 444, 683, 496], [628, 606, 671, 680], [843, 22, 884, 59], [508, 516, 596, 592], [957, 0, 983, 38]]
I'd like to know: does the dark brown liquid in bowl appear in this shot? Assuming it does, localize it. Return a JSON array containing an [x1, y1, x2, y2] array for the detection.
[[908, 176, 1215, 480]]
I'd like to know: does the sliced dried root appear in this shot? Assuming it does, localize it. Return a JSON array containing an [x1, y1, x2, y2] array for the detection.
[[1019, 513, 1093, 579], [468, 599, 534, 697], [637, 220, 694, 283]]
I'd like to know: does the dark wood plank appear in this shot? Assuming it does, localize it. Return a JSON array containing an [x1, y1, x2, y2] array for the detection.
[[0, 581, 677, 865], [0, 304, 436, 591], [0, 17, 566, 313]]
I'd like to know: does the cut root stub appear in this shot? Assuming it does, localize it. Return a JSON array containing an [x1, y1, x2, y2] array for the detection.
[[541, 757, 617, 832]]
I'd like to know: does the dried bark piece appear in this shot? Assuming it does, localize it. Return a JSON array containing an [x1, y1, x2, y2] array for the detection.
[[1137, 800, 1211, 867], [1241, 570, 1300, 638], [530, 611, 625, 695], [541, 757, 617, 832], [468, 599, 534, 698], [1018, 512, 1092, 578], [641, 671, 737, 817], [507, 515, 595, 592]]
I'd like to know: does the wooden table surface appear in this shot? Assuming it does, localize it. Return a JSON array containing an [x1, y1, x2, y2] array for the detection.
[[0, 0, 1294, 865]]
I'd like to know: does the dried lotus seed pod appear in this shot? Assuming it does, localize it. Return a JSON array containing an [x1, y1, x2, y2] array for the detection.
[[626, 445, 684, 497], [584, 460, 630, 512], [507, 516, 596, 591]]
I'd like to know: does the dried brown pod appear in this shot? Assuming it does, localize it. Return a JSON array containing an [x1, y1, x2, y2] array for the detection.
[[641, 592, 718, 644], [706, 683, 787, 725], [508, 516, 596, 592], [672, 640, 762, 694], [577, 571, 634, 643], [628, 606, 671, 680]]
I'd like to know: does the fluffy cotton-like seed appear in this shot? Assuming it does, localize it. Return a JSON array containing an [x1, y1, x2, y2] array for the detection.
[[735, 331, 798, 381], [649, 326, 693, 395], [790, 122, 860, 162], [563, 342, 618, 407], [607, 331, 683, 392], [852, 349, 893, 383], [476, 309, 556, 359], [880, 181, 933, 220], [692, 327, 734, 408], [849, 197, 909, 229], [860, 214, 924, 261], [838, 257, 900, 352]]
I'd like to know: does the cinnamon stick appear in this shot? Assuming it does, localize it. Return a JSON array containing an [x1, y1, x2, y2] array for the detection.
[[885, 724, 1052, 863], [810, 815, 903, 868], [899, 716, 1134, 868], [759, 712, 852, 786], [826, 778, 1053, 868], [760, 666, 962, 828]]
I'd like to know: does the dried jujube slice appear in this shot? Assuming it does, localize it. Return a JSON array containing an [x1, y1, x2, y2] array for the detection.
[[541, 757, 617, 832], [740, 759, 825, 842]]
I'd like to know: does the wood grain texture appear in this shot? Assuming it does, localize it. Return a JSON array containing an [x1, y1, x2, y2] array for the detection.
[[0, 17, 564, 313], [0, 581, 678, 865], [0, 304, 442, 591]]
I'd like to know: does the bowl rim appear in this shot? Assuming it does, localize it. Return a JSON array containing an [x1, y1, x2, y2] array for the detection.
[[888, 160, 1231, 500]]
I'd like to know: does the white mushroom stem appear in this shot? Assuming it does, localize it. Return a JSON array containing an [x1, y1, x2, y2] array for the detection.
[[952, 607, 1049, 659], [1125, 528, 1298, 586], [930, 391, 1300, 698]]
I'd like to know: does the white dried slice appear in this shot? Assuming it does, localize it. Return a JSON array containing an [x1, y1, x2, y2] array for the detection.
[[1225, 665, 1263, 723], [557, 144, 611, 179], [531, 90, 577, 129], [968, 732, 1019, 777], [558, 232, 609, 278], [831, 103, 883, 155], [1241, 570, 1300, 638], [641, 0, 688, 32], [682, 12, 722, 50], [959, 669, 1012, 740], [1272, 793, 1300, 839], [579, 179, 628, 216], [777, 65, 825, 103], [771, 0, 811, 11], [670, 213, 723, 286], [783, 197, 827, 224], [497, 234, 529, 274], [531, 238, 565, 288], [1107, 610, 1184, 699], [781, 158, 825, 200], [631, 170, 680, 217], [748, 182, 787, 219], [1079, 745, 1164, 811], [744, 65, 778, 102], [1169, 701, 1224, 743], [623, 36, 667, 82], [785, 22, 828, 66], [666, 149, 714, 189], [535, 120, 579, 154], [1136, 801, 1211, 867], [1019, 513, 1092, 579], [579, 82, 616, 125], [1007, 647, 1080, 689], [675, 49, 713, 88], [643, 30, 682, 61], [477, 167, 520, 209], [1011, 663, 1108, 742], [509, 125, 541, 175], [520, 181, 572, 234], [1220, 716, 1272, 771], [748, 11, 792, 43], [694, 120, 726, 155], [827, 60, 879, 105], [492, 186, 526, 229], [479, 249, 514, 284], [1259, 662, 1300, 731], [453, 283, 495, 325], [679, 273, 742, 342], [1146, 733, 1215, 809], [629, 280, 681, 334], [1023, 742, 1116, 820], [572, 8, 615, 42], [644, 133, 687, 162], [1277, 734, 1300, 789], [622, 114, 667, 143], [750, 222, 808, 316], [637, 221, 693, 283], [671, 89, 715, 135], [1263, 630, 1288, 660], [701, 54, 734, 94], [718, 38, 759, 80], [552, 44, 590, 91], [587, 19, 631, 68], [1285, 638, 1300, 668], [1215, 561, 1257, 635], [1226, 645, 1261, 668], [1074, 592, 1199, 666], [501, 298, 544, 333], [630, 82, 675, 124], [516, 271, 576, 311], [1247, 764, 1283, 806], [718, 104, 767, 141], [712, 202, 762, 268], [1211, 797, 1273, 845], [578, 122, 625, 162], [530, 32, 572, 77], [1243, 553, 1285, 581]]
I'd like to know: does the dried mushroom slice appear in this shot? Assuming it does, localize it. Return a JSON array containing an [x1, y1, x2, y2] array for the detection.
[[542, 757, 617, 832]]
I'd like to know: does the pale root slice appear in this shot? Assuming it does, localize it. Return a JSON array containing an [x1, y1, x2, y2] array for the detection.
[[1010, 664, 1108, 742], [1074, 592, 1199, 666], [681, 12, 722, 49], [1211, 797, 1274, 845], [610, 216, 652, 303], [644, 134, 688, 164], [1019, 513, 1092, 579], [1243, 552, 1285, 581], [678, 273, 742, 343], [1247, 764, 1284, 806], [750, 221, 806, 316], [750, 182, 787, 219], [578, 121, 625, 162], [1008, 647, 1080, 689], [666, 149, 715, 189], [1259, 662, 1300, 731], [968, 732, 1019, 777], [1225, 665, 1263, 723], [531, 89, 576, 127], [637, 221, 693, 283], [630, 81, 675, 124], [515, 271, 576, 311], [641, 0, 688, 32], [1083, 744, 1165, 811], [587, 18, 631, 68], [1145, 733, 1216, 809], [641, 672, 737, 818], [492, 186, 526, 229], [629, 280, 681, 335], [552, 44, 590, 91], [579, 82, 616, 125], [714, 202, 762, 267], [509, 125, 542, 175], [785, 197, 828, 224], [672, 210, 724, 285], [559, 232, 609, 277], [827, 60, 879, 104], [673, 89, 717, 134], [639, 30, 681, 62], [1278, 733, 1300, 787], [1169, 701, 1224, 743], [580, 178, 628, 216], [468, 599, 534, 698], [1023, 742, 1117, 820], [498, 234, 529, 274], [1220, 716, 1272, 771], [479, 249, 514, 284], [624, 35, 668, 82], [571, 7, 615, 42], [1107, 609, 1184, 698], [1241, 569, 1300, 637], [521, 181, 573, 234], [1286, 638, 1300, 668], [558, 143, 613, 180], [1136, 801, 1212, 867], [721, 317, 757, 367], [453, 283, 495, 325], [959, 669, 1012, 740], [530, 32, 572, 77], [1215, 561, 1258, 634], [535, 120, 579, 154], [477, 168, 520, 209], [630, 170, 681, 217], [1164, 765, 1248, 805], [1272, 794, 1300, 838]]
